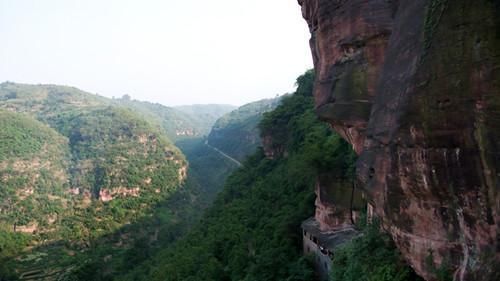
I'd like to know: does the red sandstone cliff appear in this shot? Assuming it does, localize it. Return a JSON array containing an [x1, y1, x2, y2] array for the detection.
[[314, 174, 365, 231], [298, 0, 500, 280]]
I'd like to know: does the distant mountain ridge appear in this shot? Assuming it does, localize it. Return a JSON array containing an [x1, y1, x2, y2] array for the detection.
[[207, 97, 282, 161], [117, 70, 361, 281], [174, 104, 237, 137], [0, 81, 236, 141], [0, 81, 283, 280], [115, 98, 235, 141], [0, 82, 187, 234], [0, 82, 236, 279]]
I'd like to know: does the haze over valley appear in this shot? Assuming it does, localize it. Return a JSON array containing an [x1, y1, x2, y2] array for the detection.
[[0, 1, 499, 281]]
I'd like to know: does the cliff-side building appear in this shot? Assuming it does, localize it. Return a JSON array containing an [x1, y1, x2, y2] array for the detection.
[[301, 218, 360, 281], [302, 177, 366, 280]]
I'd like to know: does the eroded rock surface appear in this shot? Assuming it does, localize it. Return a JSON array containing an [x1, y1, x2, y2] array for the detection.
[[314, 174, 364, 231], [299, 0, 396, 154], [298, 0, 500, 280]]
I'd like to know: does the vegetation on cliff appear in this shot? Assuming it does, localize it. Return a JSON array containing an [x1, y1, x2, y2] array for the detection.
[[0, 110, 69, 260], [0, 83, 199, 279], [117, 70, 356, 281], [331, 219, 424, 281], [68, 138, 237, 280], [0, 74, 423, 280], [208, 97, 281, 161]]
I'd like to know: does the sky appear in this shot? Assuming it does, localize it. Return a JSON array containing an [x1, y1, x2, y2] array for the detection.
[[0, 0, 312, 106]]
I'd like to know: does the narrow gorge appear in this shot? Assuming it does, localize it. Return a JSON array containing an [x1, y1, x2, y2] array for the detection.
[[0, 1, 498, 280]]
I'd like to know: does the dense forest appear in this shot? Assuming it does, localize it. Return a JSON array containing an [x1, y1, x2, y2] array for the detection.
[[114, 71, 420, 281], [0, 83, 236, 280], [113, 97, 235, 141], [208, 97, 281, 162], [0, 69, 428, 281], [0, 72, 423, 281], [2, 0, 498, 279]]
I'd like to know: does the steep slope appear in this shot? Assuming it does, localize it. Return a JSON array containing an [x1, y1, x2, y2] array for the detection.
[[57, 106, 186, 202], [175, 138, 239, 202], [0, 110, 69, 235], [64, 138, 238, 281], [115, 71, 416, 281], [0, 83, 186, 205], [0, 83, 188, 279], [207, 97, 281, 162], [298, 0, 500, 280]]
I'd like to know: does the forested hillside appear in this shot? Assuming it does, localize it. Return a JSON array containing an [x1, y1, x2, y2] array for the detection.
[[62, 136, 238, 281], [174, 104, 236, 137], [207, 97, 281, 161], [116, 70, 421, 281], [116, 71, 348, 280], [114, 98, 234, 141], [0, 109, 69, 238], [0, 73, 426, 281], [0, 82, 236, 280]]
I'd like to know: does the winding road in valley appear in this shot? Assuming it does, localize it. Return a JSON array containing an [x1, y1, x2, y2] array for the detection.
[[205, 140, 242, 167]]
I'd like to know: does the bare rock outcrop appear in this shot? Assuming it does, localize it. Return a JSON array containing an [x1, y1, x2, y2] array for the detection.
[[298, 0, 500, 280], [314, 174, 364, 231]]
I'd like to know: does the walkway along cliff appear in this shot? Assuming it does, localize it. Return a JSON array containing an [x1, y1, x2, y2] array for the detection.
[[297, 0, 500, 280]]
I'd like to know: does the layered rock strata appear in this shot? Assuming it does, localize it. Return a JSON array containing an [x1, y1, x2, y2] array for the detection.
[[298, 0, 500, 280]]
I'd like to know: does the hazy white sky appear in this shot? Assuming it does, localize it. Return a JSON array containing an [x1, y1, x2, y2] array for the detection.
[[0, 0, 312, 106]]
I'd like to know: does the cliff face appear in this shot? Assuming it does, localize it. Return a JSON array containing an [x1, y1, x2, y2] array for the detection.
[[299, 0, 395, 154], [298, 0, 500, 280], [314, 174, 365, 231]]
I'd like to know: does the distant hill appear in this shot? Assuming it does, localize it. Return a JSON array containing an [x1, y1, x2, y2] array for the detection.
[[0, 82, 234, 142], [0, 82, 243, 280], [173, 104, 237, 137], [207, 97, 281, 161], [113, 99, 234, 141], [117, 70, 360, 281], [0, 82, 109, 120], [0, 81, 187, 231], [0, 82, 189, 278]]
